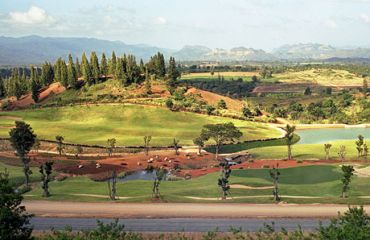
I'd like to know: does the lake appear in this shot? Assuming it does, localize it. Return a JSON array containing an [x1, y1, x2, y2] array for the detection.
[[297, 127, 370, 144], [117, 170, 169, 182]]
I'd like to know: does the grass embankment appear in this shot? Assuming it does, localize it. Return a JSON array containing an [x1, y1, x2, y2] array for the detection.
[[18, 164, 370, 204], [0, 104, 281, 146]]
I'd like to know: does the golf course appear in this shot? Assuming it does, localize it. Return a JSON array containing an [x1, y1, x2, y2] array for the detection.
[[0, 104, 282, 146]]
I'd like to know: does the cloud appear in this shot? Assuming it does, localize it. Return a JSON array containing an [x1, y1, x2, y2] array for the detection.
[[324, 19, 338, 28], [360, 14, 370, 23], [9, 6, 55, 25], [154, 16, 167, 25]]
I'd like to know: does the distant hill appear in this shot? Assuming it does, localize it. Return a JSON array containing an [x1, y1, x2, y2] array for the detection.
[[2, 36, 370, 65], [0, 35, 172, 65], [273, 43, 370, 60]]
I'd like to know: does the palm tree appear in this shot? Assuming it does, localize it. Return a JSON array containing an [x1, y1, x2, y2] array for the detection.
[[284, 124, 296, 160]]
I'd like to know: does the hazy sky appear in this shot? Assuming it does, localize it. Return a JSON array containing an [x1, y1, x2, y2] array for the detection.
[[1, 0, 370, 50]]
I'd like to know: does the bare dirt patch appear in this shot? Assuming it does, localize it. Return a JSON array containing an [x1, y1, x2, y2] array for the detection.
[[5, 82, 65, 109], [186, 87, 244, 111]]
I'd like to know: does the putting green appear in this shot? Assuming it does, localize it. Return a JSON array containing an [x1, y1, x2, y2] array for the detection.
[[0, 104, 281, 146]]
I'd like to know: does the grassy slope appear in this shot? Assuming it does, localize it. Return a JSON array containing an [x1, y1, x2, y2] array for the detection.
[[206, 134, 300, 154], [0, 162, 40, 186], [0, 104, 281, 146], [274, 69, 363, 87], [181, 72, 257, 81], [23, 164, 370, 204], [248, 140, 362, 160]]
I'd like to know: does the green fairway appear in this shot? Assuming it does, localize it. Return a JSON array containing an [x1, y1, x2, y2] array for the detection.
[[0, 162, 40, 186], [0, 104, 281, 146], [206, 134, 300, 154], [23, 165, 370, 204], [248, 140, 363, 160]]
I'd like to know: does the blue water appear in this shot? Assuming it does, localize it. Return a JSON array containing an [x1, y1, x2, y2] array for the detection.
[[297, 127, 370, 144], [118, 170, 169, 182]]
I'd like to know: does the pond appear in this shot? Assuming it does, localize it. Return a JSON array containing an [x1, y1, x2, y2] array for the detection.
[[117, 170, 169, 182], [297, 127, 370, 144]]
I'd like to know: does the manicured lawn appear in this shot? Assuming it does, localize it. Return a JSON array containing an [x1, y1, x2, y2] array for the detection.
[[0, 162, 40, 186], [24, 165, 370, 204], [206, 134, 300, 154], [248, 140, 363, 160], [0, 104, 281, 146]]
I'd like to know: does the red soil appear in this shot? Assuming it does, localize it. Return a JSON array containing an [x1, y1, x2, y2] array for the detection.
[[6, 82, 65, 109], [186, 87, 244, 111]]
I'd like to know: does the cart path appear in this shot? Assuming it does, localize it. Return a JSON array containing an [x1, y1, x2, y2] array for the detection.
[[24, 201, 369, 219]]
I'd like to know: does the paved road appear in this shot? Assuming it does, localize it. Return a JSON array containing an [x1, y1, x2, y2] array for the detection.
[[25, 201, 364, 218], [31, 217, 329, 232]]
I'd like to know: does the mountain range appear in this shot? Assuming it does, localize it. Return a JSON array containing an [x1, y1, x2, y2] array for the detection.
[[1, 35, 370, 65]]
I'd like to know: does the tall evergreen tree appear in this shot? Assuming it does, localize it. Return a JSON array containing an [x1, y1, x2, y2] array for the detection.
[[115, 58, 125, 83], [90, 52, 100, 83], [0, 75, 5, 98], [67, 54, 77, 88], [139, 59, 145, 73], [54, 58, 62, 82], [30, 66, 41, 103], [100, 53, 108, 76], [166, 56, 180, 94], [75, 57, 81, 78], [81, 52, 92, 85], [40, 62, 54, 86], [60, 60, 68, 87], [156, 52, 166, 77], [109, 51, 117, 75], [126, 54, 141, 84]]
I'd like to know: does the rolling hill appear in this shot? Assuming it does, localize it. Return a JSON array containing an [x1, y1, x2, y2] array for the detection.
[[2, 36, 370, 65]]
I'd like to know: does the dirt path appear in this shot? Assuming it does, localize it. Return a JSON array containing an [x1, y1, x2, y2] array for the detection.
[[24, 201, 370, 218]]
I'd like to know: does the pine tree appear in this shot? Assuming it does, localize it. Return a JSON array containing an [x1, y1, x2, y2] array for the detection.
[[40, 62, 54, 86], [109, 51, 117, 75], [20, 69, 29, 94], [12, 68, 23, 99], [0, 75, 5, 98], [90, 52, 100, 83], [100, 53, 108, 76], [81, 52, 92, 85], [60, 60, 68, 87], [75, 57, 81, 78], [156, 52, 166, 77], [115, 58, 125, 83], [67, 54, 77, 88], [139, 59, 145, 73], [126, 54, 141, 84], [166, 56, 180, 94], [147, 52, 166, 78], [30, 66, 41, 102], [54, 58, 62, 82]]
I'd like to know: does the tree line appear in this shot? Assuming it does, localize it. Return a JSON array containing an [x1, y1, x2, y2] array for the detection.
[[0, 51, 180, 102]]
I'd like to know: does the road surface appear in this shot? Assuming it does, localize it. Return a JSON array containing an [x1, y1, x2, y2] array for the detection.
[[24, 201, 365, 218], [31, 217, 329, 232]]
